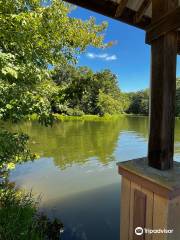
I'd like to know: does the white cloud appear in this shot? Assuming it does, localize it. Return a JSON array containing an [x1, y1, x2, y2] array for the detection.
[[105, 55, 117, 61], [86, 52, 117, 61]]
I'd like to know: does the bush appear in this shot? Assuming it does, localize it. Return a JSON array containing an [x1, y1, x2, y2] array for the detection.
[[97, 90, 123, 115], [65, 108, 84, 116], [126, 90, 149, 115], [0, 184, 64, 240], [0, 130, 37, 180]]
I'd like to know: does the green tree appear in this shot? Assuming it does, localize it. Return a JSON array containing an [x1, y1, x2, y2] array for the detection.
[[0, 1, 111, 236], [127, 89, 149, 115], [52, 66, 126, 115], [0, 0, 109, 123], [0, 0, 111, 176], [97, 90, 123, 115]]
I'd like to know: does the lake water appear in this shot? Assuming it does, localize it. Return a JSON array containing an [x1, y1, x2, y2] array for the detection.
[[4, 116, 180, 240]]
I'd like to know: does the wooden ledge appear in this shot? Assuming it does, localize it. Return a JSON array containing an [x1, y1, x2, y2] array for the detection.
[[117, 158, 180, 199]]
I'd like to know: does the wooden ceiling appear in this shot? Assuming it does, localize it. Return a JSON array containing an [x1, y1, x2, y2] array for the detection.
[[64, 0, 152, 29], [63, 0, 180, 54]]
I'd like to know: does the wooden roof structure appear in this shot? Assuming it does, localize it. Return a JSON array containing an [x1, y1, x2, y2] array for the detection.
[[64, 0, 180, 54]]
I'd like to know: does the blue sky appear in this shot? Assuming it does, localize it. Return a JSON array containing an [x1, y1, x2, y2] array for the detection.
[[70, 6, 180, 92]]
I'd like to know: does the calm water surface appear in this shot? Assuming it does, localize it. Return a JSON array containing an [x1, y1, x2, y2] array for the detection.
[[4, 116, 180, 240]]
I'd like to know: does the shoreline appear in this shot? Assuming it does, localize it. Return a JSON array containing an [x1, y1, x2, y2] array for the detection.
[[29, 113, 148, 122]]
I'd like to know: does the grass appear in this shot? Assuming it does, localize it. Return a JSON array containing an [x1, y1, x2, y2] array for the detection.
[[54, 113, 125, 121], [29, 113, 140, 122], [0, 184, 63, 240]]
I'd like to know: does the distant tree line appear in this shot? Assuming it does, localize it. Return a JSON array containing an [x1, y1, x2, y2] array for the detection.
[[126, 78, 180, 116], [51, 64, 129, 116], [50, 66, 180, 117], [125, 89, 149, 115]]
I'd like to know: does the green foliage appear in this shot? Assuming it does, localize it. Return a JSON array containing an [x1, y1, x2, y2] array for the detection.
[[0, 1, 113, 237], [0, 81, 53, 125], [0, 129, 36, 179], [54, 113, 124, 121], [0, 0, 111, 176], [0, 184, 63, 240], [0, 186, 39, 240], [0, 0, 108, 68], [52, 65, 125, 115], [126, 89, 149, 115], [125, 78, 180, 116], [0, 0, 109, 123], [97, 90, 123, 115]]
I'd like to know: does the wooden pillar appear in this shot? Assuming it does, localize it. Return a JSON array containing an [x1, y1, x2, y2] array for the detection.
[[148, 0, 178, 170], [118, 158, 180, 240]]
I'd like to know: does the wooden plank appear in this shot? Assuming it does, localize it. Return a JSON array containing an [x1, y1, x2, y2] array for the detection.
[[135, 0, 152, 23], [63, 0, 151, 30], [168, 196, 180, 239], [129, 182, 141, 240], [141, 188, 153, 240], [118, 165, 180, 199], [178, 32, 180, 55], [146, 7, 180, 43], [133, 190, 147, 240], [152, 195, 168, 240], [115, 0, 128, 18], [148, 0, 178, 170], [120, 177, 131, 240]]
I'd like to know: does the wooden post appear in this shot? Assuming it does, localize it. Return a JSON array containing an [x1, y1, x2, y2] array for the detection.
[[148, 0, 178, 170], [118, 158, 180, 240]]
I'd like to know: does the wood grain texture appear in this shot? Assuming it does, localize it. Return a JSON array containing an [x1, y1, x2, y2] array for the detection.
[[148, 31, 177, 170], [146, 7, 180, 43], [115, 0, 128, 17], [152, 0, 179, 22], [152, 195, 168, 240], [135, 0, 151, 23], [148, 0, 178, 170], [167, 196, 180, 239], [63, 0, 151, 30], [178, 32, 180, 55], [120, 177, 131, 240], [129, 182, 141, 240], [133, 190, 147, 240], [118, 159, 180, 199], [141, 187, 153, 240]]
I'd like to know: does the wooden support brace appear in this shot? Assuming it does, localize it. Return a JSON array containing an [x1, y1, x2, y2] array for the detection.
[[115, 0, 128, 18], [63, 0, 151, 29], [178, 32, 180, 55], [135, 0, 151, 23], [146, 7, 180, 44]]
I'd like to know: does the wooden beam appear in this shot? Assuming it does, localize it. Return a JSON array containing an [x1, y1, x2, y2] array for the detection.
[[178, 32, 180, 55], [115, 0, 128, 18], [63, 0, 151, 30], [135, 0, 151, 23], [148, 33, 177, 170], [146, 6, 180, 43], [148, 0, 178, 170]]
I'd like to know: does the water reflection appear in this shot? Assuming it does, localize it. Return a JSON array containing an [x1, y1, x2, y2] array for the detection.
[[43, 183, 120, 240], [6, 116, 149, 169], [5, 116, 180, 240]]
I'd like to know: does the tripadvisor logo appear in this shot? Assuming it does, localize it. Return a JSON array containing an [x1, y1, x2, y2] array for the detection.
[[135, 227, 143, 236], [135, 227, 174, 235]]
